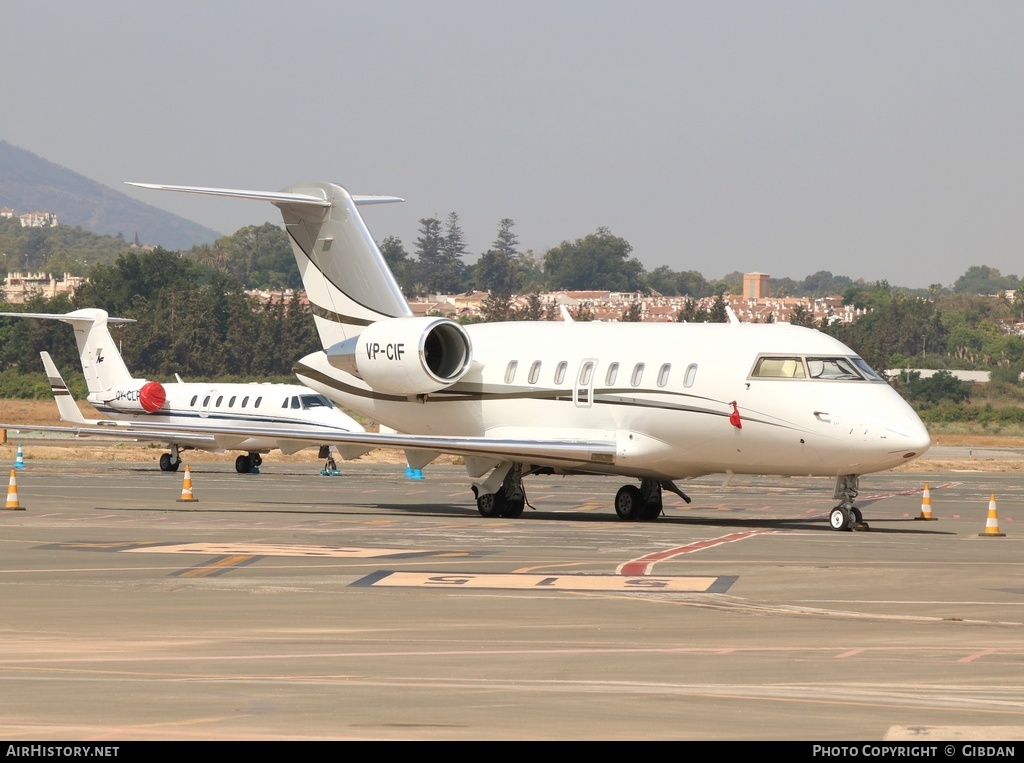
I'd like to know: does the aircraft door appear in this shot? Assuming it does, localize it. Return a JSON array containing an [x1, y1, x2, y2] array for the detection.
[[574, 359, 597, 408]]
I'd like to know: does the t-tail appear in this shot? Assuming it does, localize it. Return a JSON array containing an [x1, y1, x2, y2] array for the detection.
[[0, 309, 135, 393], [126, 182, 411, 348]]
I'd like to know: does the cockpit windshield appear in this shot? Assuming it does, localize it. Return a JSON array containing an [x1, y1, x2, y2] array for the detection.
[[750, 355, 884, 382], [301, 395, 334, 409]]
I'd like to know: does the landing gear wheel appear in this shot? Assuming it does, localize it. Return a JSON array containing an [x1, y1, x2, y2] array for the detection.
[[615, 485, 643, 521], [477, 492, 506, 518], [830, 506, 851, 531], [850, 507, 863, 524], [235, 455, 251, 474], [503, 498, 526, 518], [159, 453, 179, 472], [639, 500, 662, 521]]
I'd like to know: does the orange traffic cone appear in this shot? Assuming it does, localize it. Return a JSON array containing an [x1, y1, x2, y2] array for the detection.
[[979, 493, 1005, 537], [5, 468, 24, 510], [915, 483, 937, 520], [176, 465, 198, 503]]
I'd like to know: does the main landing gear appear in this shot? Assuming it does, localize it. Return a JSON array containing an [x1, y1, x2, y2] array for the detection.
[[472, 464, 692, 522], [614, 478, 692, 521], [159, 446, 181, 472], [473, 463, 527, 518], [830, 474, 868, 531], [235, 452, 262, 474]]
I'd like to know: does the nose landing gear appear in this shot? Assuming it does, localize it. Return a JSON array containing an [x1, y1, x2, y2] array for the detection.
[[831, 475, 868, 531]]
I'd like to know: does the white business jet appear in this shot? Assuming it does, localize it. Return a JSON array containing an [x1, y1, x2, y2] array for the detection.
[[127, 181, 930, 529], [0, 309, 367, 473]]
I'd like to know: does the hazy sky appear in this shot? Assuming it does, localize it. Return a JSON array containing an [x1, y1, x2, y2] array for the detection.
[[5, 1, 1023, 288]]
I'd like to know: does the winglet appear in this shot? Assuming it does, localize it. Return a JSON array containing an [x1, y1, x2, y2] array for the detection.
[[40, 352, 87, 424]]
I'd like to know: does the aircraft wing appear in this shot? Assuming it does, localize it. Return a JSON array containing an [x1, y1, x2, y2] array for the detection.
[[0, 419, 372, 455], [0, 421, 218, 446], [41, 420, 622, 470]]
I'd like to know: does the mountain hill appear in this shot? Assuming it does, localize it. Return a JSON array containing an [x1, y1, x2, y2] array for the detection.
[[0, 141, 222, 250]]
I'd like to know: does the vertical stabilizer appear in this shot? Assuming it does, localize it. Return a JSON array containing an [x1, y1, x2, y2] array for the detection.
[[278, 182, 412, 348], [125, 181, 412, 348], [0, 309, 136, 393]]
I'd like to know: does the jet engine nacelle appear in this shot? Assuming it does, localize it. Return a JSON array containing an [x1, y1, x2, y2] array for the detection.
[[103, 380, 167, 413], [325, 317, 472, 395]]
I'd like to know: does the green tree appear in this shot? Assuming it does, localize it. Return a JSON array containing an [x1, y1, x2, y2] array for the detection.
[[708, 293, 729, 323], [413, 215, 466, 295], [378, 235, 411, 293], [543, 228, 644, 291], [896, 370, 971, 405], [676, 297, 709, 323], [620, 301, 643, 322], [789, 302, 817, 328], [952, 265, 1019, 295]]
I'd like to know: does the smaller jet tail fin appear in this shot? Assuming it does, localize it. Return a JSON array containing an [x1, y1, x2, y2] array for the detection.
[[40, 351, 87, 424], [0, 309, 136, 393], [126, 181, 412, 348]]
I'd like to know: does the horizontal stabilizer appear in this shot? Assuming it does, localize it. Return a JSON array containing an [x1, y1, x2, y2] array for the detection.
[[125, 182, 403, 207], [0, 311, 135, 325]]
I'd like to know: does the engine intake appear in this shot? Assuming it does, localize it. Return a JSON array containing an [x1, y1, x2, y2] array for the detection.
[[326, 317, 472, 395]]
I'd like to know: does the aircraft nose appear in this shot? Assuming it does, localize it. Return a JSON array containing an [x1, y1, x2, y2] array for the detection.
[[880, 407, 931, 461]]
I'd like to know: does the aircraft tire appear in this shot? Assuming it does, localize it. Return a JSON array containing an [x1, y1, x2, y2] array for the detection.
[[159, 453, 177, 472], [829, 506, 851, 531], [477, 492, 506, 518], [235, 455, 251, 474], [503, 498, 526, 518], [638, 501, 662, 521], [615, 485, 643, 521]]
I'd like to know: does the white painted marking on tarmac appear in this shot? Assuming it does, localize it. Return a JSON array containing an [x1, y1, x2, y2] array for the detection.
[[124, 542, 424, 558], [356, 571, 735, 593]]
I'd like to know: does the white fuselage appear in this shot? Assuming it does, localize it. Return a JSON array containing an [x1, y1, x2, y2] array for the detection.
[[296, 321, 929, 479], [87, 381, 362, 453]]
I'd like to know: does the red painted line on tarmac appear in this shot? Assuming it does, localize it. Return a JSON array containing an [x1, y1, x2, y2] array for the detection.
[[859, 481, 960, 505], [959, 648, 996, 663], [835, 649, 865, 659], [616, 530, 771, 576]]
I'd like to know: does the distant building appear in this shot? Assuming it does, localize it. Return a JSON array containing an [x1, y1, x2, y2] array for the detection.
[[2, 271, 84, 304], [18, 211, 58, 228], [743, 272, 770, 299]]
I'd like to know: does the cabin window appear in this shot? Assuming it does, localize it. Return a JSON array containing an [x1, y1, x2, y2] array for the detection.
[[806, 357, 864, 380], [554, 361, 568, 385], [202, 395, 211, 406], [605, 362, 619, 386], [752, 357, 806, 379], [241, 396, 249, 408], [657, 363, 671, 387], [578, 361, 594, 386], [216, 396, 223, 407], [505, 360, 518, 384], [255, 397, 262, 408], [631, 363, 645, 387], [229, 396, 236, 407], [528, 361, 541, 384], [190, 395, 198, 406], [684, 363, 698, 388]]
